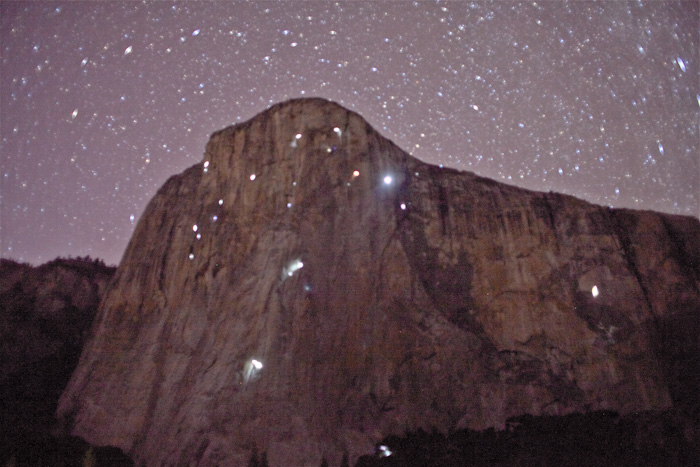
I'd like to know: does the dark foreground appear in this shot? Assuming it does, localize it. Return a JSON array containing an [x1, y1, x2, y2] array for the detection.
[[1, 258, 697, 466]]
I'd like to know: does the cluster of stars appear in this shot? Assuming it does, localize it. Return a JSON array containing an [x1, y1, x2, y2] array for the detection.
[[1, 1, 697, 265]]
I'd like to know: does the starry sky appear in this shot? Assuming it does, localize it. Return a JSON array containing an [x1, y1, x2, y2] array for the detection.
[[1, 1, 698, 266]]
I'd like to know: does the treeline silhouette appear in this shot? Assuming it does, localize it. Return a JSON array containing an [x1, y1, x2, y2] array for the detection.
[[245, 408, 698, 467], [355, 410, 699, 467]]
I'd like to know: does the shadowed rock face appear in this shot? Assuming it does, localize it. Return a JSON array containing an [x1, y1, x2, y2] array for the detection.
[[0, 258, 115, 452], [57, 98, 700, 466]]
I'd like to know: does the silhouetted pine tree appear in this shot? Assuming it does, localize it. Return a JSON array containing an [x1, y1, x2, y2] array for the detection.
[[248, 446, 259, 467], [82, 447, 97, 467]]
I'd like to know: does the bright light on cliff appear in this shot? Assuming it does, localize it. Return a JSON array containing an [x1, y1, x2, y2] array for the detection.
[[250, 174, 256, 181], [400, 203, 406, 210], [192, 224, 198, 232], [243, 358, 264, 383], [379, 445, 392, 457], [592, 285, 599, 297], [287, 259, 304, 276], [334, 127, 342, 136], [296, 133, 302, 139], [282, 258, 304, 279], [383, 175, 393, 185], [353, 170, 360, 177]]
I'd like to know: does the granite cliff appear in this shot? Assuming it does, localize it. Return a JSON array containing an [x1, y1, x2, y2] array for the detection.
[[57, 98, 699, 466]]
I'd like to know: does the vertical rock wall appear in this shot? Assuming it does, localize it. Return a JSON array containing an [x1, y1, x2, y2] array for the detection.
[[57, 98, 699, 466]]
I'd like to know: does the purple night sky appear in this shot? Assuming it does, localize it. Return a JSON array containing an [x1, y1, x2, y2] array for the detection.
[[1, 1, 698, 265]]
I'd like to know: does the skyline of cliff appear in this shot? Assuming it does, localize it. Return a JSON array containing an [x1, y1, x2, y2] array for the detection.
[[2, 1, 697, 266]]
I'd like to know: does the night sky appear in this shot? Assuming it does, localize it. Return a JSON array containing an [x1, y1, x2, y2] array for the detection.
[[1, 1, 698, 266]]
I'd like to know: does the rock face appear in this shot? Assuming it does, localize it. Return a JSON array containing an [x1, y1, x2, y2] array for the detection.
[[57, 98, 700, 466], [0, 258, 115, 451]]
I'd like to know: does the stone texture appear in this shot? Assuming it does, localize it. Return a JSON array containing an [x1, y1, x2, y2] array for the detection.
[[57, 98, 700, 466]]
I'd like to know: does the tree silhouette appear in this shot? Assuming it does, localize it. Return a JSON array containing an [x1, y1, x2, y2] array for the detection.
[[248, 446, 259, 467]]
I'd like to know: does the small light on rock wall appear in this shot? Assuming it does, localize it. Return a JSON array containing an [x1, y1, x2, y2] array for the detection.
[[383, 175, 393, 185], [288, 260, 303, 276], [250, 174, 256, 181], [592, 285, 599, 297], [243, 358, 264, 383], [283, 258, 304, 278], [379, 445, 392, 457]]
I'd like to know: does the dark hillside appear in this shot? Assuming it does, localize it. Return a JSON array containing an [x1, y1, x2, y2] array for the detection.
[[0, 258, 131, 465]]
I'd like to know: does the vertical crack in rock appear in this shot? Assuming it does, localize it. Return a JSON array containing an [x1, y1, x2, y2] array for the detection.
[[660, 216, 700, 288], [607, 209, 657, 321], [437, 185, 449, 235], [158, 222, 175, 294]]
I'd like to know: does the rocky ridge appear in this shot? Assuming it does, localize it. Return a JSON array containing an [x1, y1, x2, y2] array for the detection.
[[0, 257, 121, 463], [57, 98, 699, 466]]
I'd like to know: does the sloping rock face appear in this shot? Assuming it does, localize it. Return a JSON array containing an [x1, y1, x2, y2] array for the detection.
[[57, 98, 700, 466], [0, 258, 115, 452]]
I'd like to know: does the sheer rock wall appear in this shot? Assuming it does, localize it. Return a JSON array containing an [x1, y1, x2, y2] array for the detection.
[[57, 98, 699, 466]]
